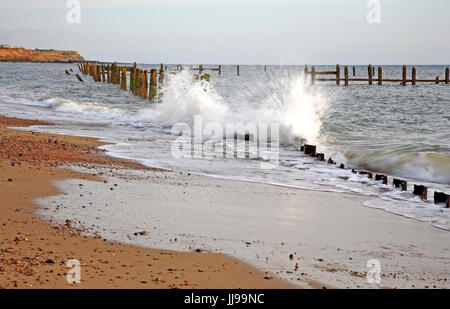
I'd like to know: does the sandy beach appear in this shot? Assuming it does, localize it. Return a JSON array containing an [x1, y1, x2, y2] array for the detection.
[[0, 116, 292, 289], [1, 116, 448, 289]]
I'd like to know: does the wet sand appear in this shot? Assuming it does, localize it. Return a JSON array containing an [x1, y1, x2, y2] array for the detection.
[[0, 116, 292, 289]]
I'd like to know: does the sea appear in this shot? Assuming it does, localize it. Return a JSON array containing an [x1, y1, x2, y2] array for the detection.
[[0, 62, 449, 231]]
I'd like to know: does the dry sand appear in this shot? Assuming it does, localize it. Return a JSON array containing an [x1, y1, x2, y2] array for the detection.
[[0, 116, 292, 289]]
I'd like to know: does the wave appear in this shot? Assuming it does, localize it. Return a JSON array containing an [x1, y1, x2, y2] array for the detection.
[[28, 97, 127, 118], [134, 69, 330, 145], [344, 149, 450, 184]]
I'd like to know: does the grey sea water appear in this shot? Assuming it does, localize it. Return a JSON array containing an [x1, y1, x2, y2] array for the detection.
[[0, 63, 449, 229]]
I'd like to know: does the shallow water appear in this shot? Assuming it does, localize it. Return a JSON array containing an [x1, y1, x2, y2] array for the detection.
[[0, 62, 449, 229]]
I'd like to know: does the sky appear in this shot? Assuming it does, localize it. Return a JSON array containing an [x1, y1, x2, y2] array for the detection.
[[0, 0, 449, 64]]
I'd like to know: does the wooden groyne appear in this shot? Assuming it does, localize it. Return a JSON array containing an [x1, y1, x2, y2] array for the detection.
[[76, 62, 219, 100], [305, 64, 450, 86], [77, 62, 169, 101], [300, 143, 449, 207]]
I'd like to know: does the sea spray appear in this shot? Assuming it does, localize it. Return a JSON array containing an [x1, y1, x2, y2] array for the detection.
[[136, 68, 331, 146]]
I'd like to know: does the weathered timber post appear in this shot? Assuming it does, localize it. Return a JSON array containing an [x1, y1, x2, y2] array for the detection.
[[131, 66, 137, 93], [92, 63, 96, 81], [121, 67, 127, 90], [159, 68, 164, 85], [117, 65, 121, 85], [311, 66, 316, 85], [140, 70, 145, 97], [344, 66, 349, 86], [413, 185, 427, 200], [137, 69, 142, 96], [352, 66, 356, 76], [264, 65, 267, 72], [199, 65, 203, 75], [373, 66, 375, 76], [446, 68, 449, 84], [375, 174, 388, 185], [378, 67, 383, 85], [97, 64, 101, 82], [336, 64, 340, 85], [237, 65, 240, 76], [218, 65, 222, 75], [368, 64, 373, 85], [434, 191, 449, 206], [435, 76, 440, 84], [110, 63, 115, 84], [304, 64, 309, 75], [75, 74, 84, 82], [304, 144, 316, 156], [101, 65, 106, 83], [149, 69, 157, 100], [143, 70, 148, 99], [402, 65, 407, 86], [393, 178, 407, 191], [412, 67, 416, 85], [106, 65, 111, 83], [160, 63, 164, 73]]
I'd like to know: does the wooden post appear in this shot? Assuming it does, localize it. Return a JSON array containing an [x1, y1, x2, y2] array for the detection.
[[336, 64, 340, 85], [159, 67, 164, 85], [122, 67, 127, 90], [311, 66, 316, 85], [264, 65, 267, 72], [143, 70, 148, 99], [160, 63, 164, 73], [237, 65, 240, 76], [368, 64, 373, 85], [402, 65, 407, 86], [131, 66, 137, 93], [412, 67, 416, 86], [218, 65, 222, 75], [140, 70, 145, 97], [413, 185, 427, 200], [149, 69, 157, 100], [96, 63, 101, 82], [434, 192, 449, 207], [435, 76, 440, 84], [92, 63, 97, 81], [138, 69, 143, 96], [107, 65, 111, 83], [304, 64, 309, 75], [446, 67, 449, 84], [101, 65, 106, 83], [344, 66, 349, 86], [352, 66, 356, 76], [114, 64, 118, 84], [378, 67, 382, 85], [373, 66, 375, 76], [393, 179, 407, 191]]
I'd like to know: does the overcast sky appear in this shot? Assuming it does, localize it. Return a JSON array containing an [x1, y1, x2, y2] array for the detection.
[[0, 0, 448, 64]]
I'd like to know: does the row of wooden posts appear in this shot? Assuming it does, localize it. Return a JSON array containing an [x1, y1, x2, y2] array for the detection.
[[77, 62, 164, 100], [189, 64, 243, 76], [300, 143, 449, 207], [305, 64, 450, 86]]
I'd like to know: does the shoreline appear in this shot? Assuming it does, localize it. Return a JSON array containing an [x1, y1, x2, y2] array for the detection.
[[0, 116, 293, 289], [2, 115, 449, 289]]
